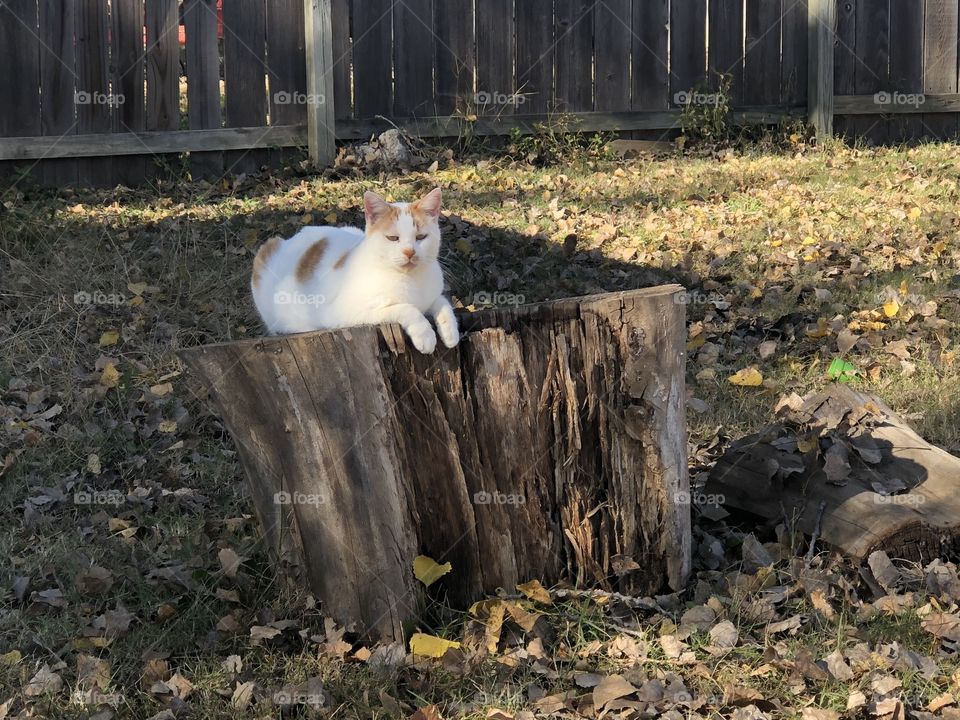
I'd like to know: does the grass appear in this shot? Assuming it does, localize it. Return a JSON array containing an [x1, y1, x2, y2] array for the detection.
[[2, 137, 960, 717]]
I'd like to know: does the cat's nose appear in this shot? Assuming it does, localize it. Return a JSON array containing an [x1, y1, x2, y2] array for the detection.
[[401, 248, 416, 259]]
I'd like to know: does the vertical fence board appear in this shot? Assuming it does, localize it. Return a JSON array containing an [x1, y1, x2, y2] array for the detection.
[[889, 0, 925, 142], [146, 0, 180, 133], [594, 1, 631, 113], [77, 0, 113, 186], [0, 0, 39, 186], [113, 0, 147, 185], [185, 0, 224, 177], [851, 0, 889, 144], [669, 0, 706, 105], [476, 0, 515, 116], [516, 1, 554, 114], [744, 0, 782, 106], [709, 0, 744, 105], [223, 0, 268, 173], [833, 0, 857, 139], [330, 0, 352, 119], [39, 0, 78, 186], [267, 0, 307, 126], [923, 0, 959, 139], [435, 0, 474, 115], [555, 0, 594, 112], [394, 0, 435, 116], [632, 0, 669, 110], [781, 0, 808, 107], [353, 0, 393, 118]]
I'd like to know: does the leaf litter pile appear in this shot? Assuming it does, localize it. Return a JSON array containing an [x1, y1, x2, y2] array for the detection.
[[2, 138, 960, 717]]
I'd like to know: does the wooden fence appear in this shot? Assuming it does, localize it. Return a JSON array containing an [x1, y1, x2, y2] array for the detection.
[[1, 0, 959, 188]]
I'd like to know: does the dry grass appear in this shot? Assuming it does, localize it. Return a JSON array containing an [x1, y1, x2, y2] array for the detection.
[[1, 138, 960, 718]]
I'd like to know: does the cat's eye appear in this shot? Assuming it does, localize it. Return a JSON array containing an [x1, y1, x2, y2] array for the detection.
[[416, 234, 427, 241], [386, 235, 399, 242]]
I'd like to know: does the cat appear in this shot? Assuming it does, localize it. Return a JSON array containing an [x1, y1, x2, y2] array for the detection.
[[251, 187, 459, 354]]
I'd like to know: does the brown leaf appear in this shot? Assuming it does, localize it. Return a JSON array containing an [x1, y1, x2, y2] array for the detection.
[[231, 680, 256, 710], [76, 654, 111, 689], [23, 664, 63, 697], [921, 612, 960, 642], [592, 674, 638, 710], [218, 548, 244, 579]]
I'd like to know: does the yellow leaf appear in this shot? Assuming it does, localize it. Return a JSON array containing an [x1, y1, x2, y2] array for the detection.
[[908, 206, 922, 220], [324, 212, 338, 223], [129, 296, 144, 307], [127, 281, 148, 296], [728, 367, 764, 387], [805, 318, 831, 338], [149, 382, 173, 397], [883, 300, 900, 318], [0, 650, 21, 667], [99, 330, 120, 347], [158, 420, 177, 433], [413, 555, 452, 587], [99, 363, 121, 388], [516, 579, 552, 604], [409, 633, 460, 658]]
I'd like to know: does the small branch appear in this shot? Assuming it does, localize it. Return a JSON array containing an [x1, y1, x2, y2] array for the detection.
[[805, 500, 827, 565]]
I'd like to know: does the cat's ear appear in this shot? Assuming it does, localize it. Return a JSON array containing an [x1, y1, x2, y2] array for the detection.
[[363, 191, 391, 225], [414, 187, 442, 220]]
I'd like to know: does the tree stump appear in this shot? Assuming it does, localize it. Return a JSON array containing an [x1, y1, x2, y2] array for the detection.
[[180, 286, 690, 641]]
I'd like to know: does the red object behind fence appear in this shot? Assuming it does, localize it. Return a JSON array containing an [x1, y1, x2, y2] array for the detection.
[[178, 0, 224, 45]]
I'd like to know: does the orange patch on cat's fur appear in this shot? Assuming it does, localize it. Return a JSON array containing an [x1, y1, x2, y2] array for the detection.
[[333, 249, 352, 269], [409, 202, 433, 229], [295, 238, 329, 282], [369, 204, 401, 235], [252, 236, 282, 288]]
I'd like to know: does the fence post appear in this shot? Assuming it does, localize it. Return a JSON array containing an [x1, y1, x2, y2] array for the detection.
[[304, 0, 336, 166], [808, 0, 835, 141]]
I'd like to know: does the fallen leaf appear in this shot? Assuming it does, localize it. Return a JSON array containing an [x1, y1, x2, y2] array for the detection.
[[592, 674, 638, 710], [413, 555, 452, 587], [516, 579, 552, 604], [218, 548, 244, 579], [99, 331, 120, 347], [729, 367, 764, 387], [409, 633, 461, 658]]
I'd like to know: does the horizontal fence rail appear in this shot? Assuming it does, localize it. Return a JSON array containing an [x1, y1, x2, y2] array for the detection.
[[1, 0, 960, 187]]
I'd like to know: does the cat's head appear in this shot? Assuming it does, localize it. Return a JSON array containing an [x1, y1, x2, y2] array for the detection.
[[362, 188, 442, 271]]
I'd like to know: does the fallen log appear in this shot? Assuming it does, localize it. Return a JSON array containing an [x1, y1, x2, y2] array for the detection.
[[707, 385, 960, 563], [180, 286, 690, 641]]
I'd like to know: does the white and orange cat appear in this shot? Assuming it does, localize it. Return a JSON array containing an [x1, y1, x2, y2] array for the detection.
[[251, 187, 459, 353]]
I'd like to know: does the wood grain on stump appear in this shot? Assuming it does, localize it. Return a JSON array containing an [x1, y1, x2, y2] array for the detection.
[[180, 286, 690, 641]]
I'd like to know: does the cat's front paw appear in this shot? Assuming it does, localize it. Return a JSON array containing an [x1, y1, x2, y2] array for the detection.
[[407, 322, 437, 353], [435, 305, 460, 348], [437, 318, 459, 348]]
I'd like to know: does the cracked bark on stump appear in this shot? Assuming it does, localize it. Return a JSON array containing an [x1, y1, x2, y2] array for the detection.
[[180, 286, 690, 641]]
